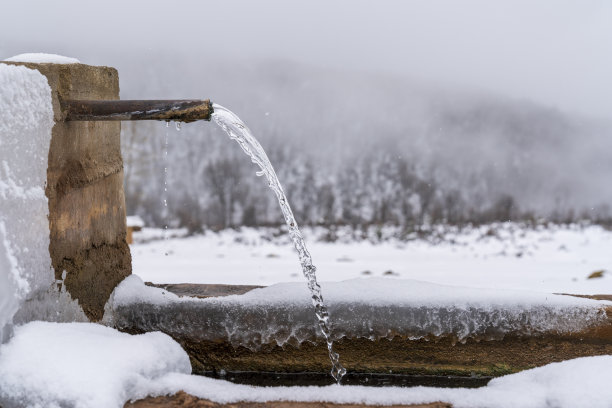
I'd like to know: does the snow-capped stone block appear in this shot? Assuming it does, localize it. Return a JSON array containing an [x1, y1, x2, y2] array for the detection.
[[1, 60, 131, 322]]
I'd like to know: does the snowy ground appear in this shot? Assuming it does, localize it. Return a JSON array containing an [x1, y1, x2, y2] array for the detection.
[[2, 223, 611, 408], [132, 223, 612, 295], [1, 321, 611, 408]]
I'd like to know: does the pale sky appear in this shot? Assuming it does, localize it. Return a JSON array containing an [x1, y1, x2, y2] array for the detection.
[[2, 0, 611, 119]]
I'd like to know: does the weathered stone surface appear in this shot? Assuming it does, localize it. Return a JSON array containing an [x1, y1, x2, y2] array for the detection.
[[177, 327, 612, 378], [125, 391, 451, 408], [1, 61, 131, 321]]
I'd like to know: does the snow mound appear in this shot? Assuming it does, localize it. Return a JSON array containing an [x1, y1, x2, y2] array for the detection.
[[0, 63, 54, 342], [142, 355, 612, 408], [107, 275, 609, 348], [4, 53, 80, 64], [0, 322, 191, 408]]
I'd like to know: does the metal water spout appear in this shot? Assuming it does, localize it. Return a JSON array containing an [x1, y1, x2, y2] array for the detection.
[[61, 99, 213, 122]]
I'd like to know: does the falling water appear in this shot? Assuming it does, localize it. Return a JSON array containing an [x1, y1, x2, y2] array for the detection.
[[163, 122, 170, 256], [211, 104, 347, 383]]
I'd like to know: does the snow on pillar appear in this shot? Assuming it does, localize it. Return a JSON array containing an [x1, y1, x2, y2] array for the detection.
[[2, 61, 132, 321]]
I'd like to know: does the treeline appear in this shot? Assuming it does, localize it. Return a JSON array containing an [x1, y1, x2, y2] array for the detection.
[[117, 56, 612, 232], [122, 122, 611, 233]]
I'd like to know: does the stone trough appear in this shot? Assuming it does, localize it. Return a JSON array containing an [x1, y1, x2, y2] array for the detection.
[[107, 277, 612, 386]]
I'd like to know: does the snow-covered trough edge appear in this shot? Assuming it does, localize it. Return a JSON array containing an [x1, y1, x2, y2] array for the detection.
[[105, 274, 610, 349]]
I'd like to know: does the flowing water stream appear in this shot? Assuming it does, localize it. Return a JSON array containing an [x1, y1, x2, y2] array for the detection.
[[211, 104, 347, 383], [163, 123, 170, 255]]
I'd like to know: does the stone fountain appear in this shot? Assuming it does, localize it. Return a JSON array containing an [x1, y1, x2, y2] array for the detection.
[[2, 60, 611, 393]]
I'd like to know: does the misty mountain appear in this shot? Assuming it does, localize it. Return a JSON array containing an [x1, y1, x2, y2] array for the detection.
[[3, 44, 608, 229], [103, 51, 611, 229]]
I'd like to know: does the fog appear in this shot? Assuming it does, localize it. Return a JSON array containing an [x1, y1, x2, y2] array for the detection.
[[2, 0, 612, 119], [2, 1, 611, 228], [113, 54, 612, 228]]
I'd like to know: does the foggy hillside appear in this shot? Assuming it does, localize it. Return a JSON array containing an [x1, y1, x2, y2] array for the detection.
[[100, 51, 611, 230], [2, 45, 608, 230]]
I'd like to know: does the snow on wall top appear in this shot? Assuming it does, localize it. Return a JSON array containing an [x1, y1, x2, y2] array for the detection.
[[0, 64, 54, 342], [4, 53, 80, 64], [108, 275, 610, 348]]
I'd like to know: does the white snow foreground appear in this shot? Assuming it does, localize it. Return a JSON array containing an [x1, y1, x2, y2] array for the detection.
[[106, 275, 609, 347], [3, 53, 80, 64], [0, 321, 611, 408], [0, 322, 190, 408], [0, 63, 54, 342]]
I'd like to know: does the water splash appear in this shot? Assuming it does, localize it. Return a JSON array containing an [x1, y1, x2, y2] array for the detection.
[[211, 104, 347, 382]]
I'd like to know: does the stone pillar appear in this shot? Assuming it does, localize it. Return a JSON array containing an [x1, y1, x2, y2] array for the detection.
[[1, 61, 132, 321]]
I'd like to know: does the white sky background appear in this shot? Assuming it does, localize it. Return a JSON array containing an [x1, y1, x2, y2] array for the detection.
[[1, 0, 611, 120]]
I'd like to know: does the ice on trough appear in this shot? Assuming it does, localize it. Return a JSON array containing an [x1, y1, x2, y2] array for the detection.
[[107, 275, 609, 349]]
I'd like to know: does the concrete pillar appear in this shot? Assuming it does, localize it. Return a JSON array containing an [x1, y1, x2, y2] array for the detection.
[[1, 61, 131, 321]]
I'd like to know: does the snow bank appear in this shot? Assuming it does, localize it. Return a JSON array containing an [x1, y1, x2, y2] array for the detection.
[[0, 322, 191, 408], [4, 53, 80, 64], [0, 63, 54, 341], [1, 321, 610, 408], [107, 275, 609, 348], [138, 355, 612, 408]]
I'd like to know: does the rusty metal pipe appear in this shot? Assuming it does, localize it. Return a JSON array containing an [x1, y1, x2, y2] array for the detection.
[[62, 99, 213, 122]]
